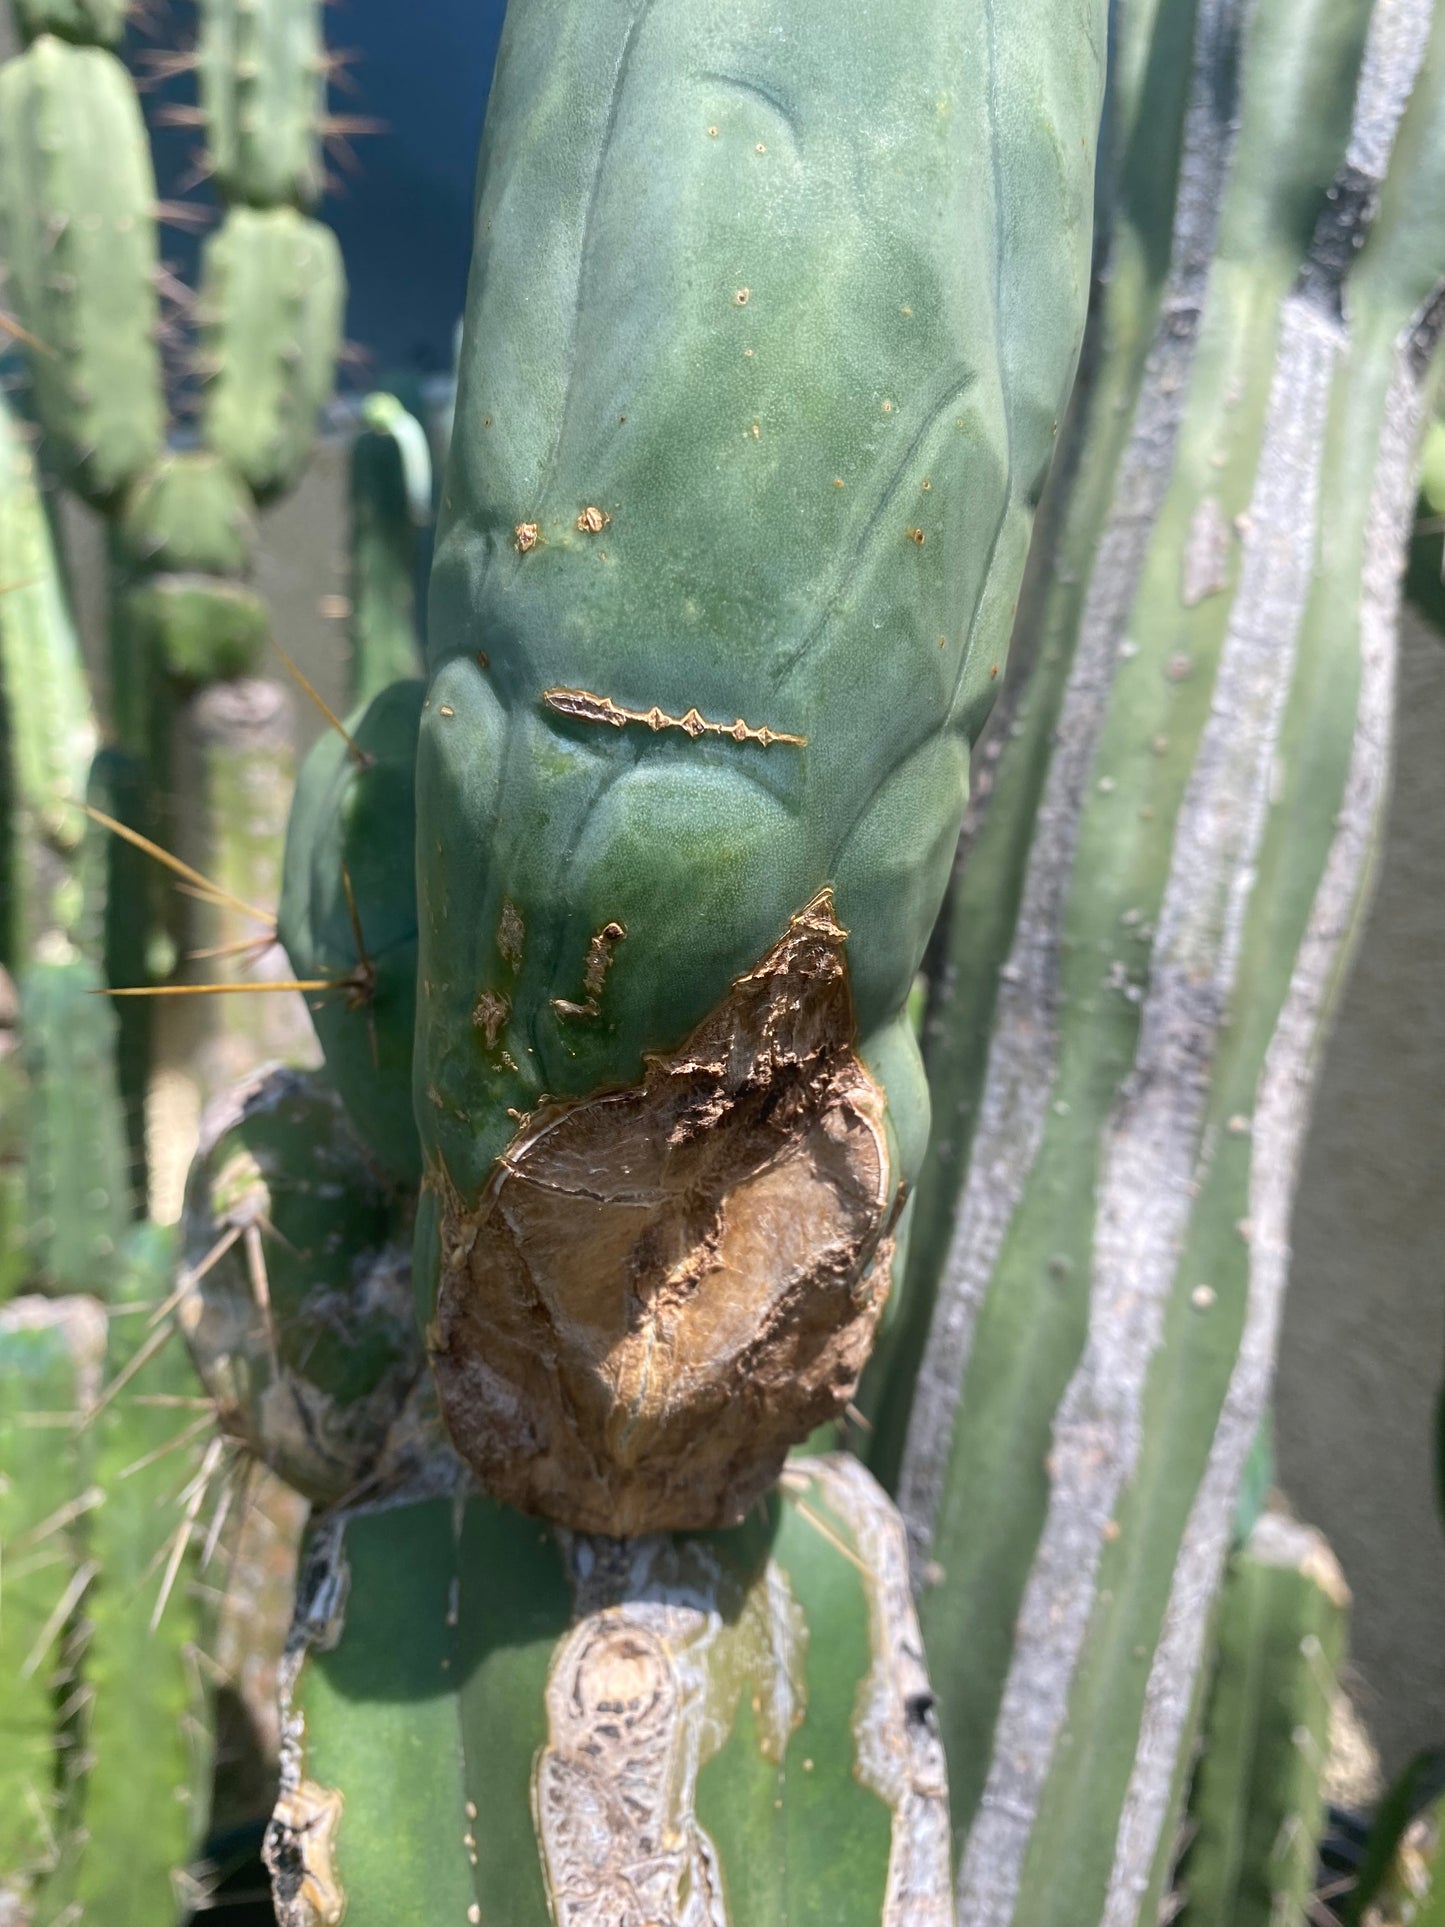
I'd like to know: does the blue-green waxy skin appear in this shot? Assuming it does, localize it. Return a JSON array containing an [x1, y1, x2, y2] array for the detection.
[[424, 0, 1103, 1200], [417, 0, 1105, 1524], [279, 679, 424, 1184]]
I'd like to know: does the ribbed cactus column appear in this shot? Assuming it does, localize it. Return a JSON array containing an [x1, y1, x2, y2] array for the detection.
[[880, 1, 1445, 1921]]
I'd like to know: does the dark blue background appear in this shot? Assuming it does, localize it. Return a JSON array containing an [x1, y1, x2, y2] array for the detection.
[[322, 0, 504, 373], [142, 0, 507, 380]]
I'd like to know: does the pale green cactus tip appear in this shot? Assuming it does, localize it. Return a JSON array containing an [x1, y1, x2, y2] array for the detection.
[[197, 0, 328, 213], [349, 397, 431, 705], [197, 205, 346, 503], [179, 1063, 444, 1507], [267, 1455, 949, 1927], [0, 31, 164, 505], [414, 0, 1105, 1536]]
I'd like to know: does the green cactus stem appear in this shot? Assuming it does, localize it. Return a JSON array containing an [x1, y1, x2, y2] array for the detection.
[[118, 453, 257, 582], [166, 678, 309, 1108], [348, 394, 430, 706], [125, 577, 271, 687], [20, 951, 133, 1293], [0, 34, 165, 505], [267, 1455, 949, 1927], [882, 2, 1445, 1920], [417, 0, 1105, 1534], [196, 0, 327, 213], [0, 1294, 105, 1918], [0, 391, 96, 965], [1172, 1514, 1349, 1927], [0, 973, 29, 1302], [197, 207, 345, 503], [180, 1065, 430, 1506], [279, 676, 424, 1186], [80, 748, 155, 1207], [51, 1222, 214, 1927]]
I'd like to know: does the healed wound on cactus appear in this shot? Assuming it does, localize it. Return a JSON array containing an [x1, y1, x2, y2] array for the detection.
[[429, 889, 897, 1535]]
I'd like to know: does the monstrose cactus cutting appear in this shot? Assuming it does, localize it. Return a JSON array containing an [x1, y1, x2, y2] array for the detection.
[[410, 0, 1105, 1536]]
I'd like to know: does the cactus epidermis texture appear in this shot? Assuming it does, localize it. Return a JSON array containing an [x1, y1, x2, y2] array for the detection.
[[0, 34, 165, 505], [418, 0, 1106, 1533], [269, 1455, 950, 1927], [20, 952, 133, 1293], [0, 1294, 104, 1914]]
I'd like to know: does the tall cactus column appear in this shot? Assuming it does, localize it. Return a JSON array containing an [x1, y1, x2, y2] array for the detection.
[[877, 1, 1445, 1922]]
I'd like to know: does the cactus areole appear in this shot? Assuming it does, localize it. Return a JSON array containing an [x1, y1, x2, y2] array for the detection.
[[418, 0, 1104, 1532]]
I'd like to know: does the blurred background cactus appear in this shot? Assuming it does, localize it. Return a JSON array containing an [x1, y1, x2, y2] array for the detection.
[[0, 0, 1441, 1925]]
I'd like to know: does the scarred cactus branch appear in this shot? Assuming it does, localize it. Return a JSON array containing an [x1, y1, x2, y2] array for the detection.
[[414, 0, 1106, 1537]]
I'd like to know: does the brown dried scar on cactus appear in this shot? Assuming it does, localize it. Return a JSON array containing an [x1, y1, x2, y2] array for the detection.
[[542, 686, 807, 748], [471, 988, 511, 1048], [496, 900, 525, 970], [266, 1780, 345, 1927], [430, 889, 894, 1535], [551, 920, 626, 1020]]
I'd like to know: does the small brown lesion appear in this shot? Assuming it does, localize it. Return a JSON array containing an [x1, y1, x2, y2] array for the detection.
[[497, 900, 525, 971], [265, 1780, 345, 1927], [551, 920, 627, 1021], [584, 921, 626, 998], [471, 988, 511, 1048], [575, 505, 610, 534], [514, 521, 540, 554]]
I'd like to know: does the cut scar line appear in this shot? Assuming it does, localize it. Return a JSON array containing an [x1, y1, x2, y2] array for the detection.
[[543, 686, 806, 748]]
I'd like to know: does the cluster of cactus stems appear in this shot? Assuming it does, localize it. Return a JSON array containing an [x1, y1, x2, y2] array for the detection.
[[1, 0, 1443, 1922], [0, 0, 352, 1919]]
